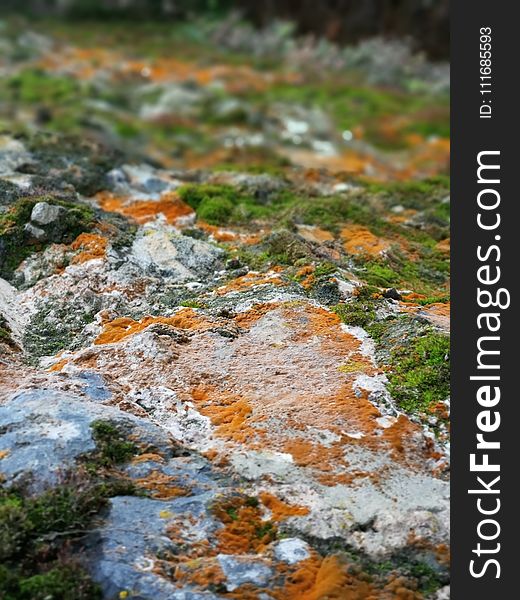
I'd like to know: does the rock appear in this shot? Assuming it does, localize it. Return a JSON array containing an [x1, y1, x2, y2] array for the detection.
[[140, 84, 206, 120], [76, 371, 112, 402], [85, 495, 221, 600], [434, 586, 451, 599], [30, 201, 66, 226], [273, 538, 311, 564], [0, 21, 451, 595], [0, 278, 25, 346], [311, 279, 341, 305], [217, 555, 273, 592], [23, 222, 47, 242], [130, 229, 224, 280], [383, 287, 402, 301], [0, 389, 175, 493]]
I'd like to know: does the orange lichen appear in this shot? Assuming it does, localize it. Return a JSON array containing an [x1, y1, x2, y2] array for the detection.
[[94, 309, 210, 344], [341, 224, 389, 256], [296, 226, 335, 244], [294, 265, 317, 289], [216, 272, 284, 296], [436, 238, 450, 253], [96, 191, 193, 224], [277, 556, 368, 600], [134, 470, 191, 499], [71, 232, 108, 263], [233, 302, 281, 329], [174, 560, 226, 589], [282, 438, 343, 474], [213, 496, 277, 554], [131, 452, 165, 464], [48, 358, 68, 372], [399, 301, 450, 331], [192, 386, 260, 443], [258, 492, 309, 521]]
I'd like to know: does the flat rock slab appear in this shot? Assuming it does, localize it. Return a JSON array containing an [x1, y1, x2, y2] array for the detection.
[[0, 389, 175, 493]]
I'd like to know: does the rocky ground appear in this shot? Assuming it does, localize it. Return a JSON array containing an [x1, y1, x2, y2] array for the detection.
[[0, 19, 449, 600]]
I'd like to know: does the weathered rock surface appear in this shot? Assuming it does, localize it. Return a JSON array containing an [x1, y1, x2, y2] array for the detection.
[[0, 18, 450, 599]]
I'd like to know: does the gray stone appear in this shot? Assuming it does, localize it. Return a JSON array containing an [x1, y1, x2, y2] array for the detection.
[[273, 538, 311, 564], [0, 389, 175, 492], [217, 555, 273, 592], [77, 371, 112, 402], [30, 201, 66, 226], [131, 230, 224, 281], [23, 222, 47, 242], [85, 492, 221, 599]]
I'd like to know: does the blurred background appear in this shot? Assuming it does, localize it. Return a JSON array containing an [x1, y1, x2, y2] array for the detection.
[[0, 1, 449, 59], [0, 0, 449, 181]]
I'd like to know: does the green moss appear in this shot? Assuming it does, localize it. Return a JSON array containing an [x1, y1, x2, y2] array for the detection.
[[0, 495, 33, 562], [178, 184, 298, 226], [231, 248, 272, 271], [333, 301, 376, 328], [362, 263, 400, 287], [407, 561, 445, 596], [412, 295, 450, 306], [255, 521, 276, 541], [197, 196, 234, 225], [365, 557, 445, 596], [17, 565, 101, 600], [3, 69, 79, 104], [179, 299, 206, 309], [89, 420, 138, 468], [353, 247, 449, 296], [0, 317, 14, 347], [225, 507, 239, 521], [0, 195, 95, 279], [386, 331, 450, 414], [313, 262, 337, 278], [364, 176, 450, 202], [0, 483, 109, 600], [355, 285, 381, 300], [178, 184, 239, 225], [292, 194, 384, 233], [178, 184, 237, 210], [244, 496, 260, 508], [212, 162, 288, 177]]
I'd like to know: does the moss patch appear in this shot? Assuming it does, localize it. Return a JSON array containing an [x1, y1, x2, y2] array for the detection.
[[386, 331, 450, 414], [367, 316, 450, 417], [178, 184, 297, 226], [0, 195, 95, 280], [333, 301, 376, 328], [0, 482, 107, 599], [88, 420, 139, 469]]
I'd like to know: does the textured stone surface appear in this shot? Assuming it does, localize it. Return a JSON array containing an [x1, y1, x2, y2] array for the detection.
[[0, 17, 450, 598]]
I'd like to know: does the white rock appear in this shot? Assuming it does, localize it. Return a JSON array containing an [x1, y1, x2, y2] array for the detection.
[[273, 538, 311, 564]]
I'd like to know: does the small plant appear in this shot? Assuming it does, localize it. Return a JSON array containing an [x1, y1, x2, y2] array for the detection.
[[89, 420, 138, 468], [0, 481, 106, 599]]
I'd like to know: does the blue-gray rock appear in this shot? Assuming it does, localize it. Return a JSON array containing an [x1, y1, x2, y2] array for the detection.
[[31, 201, 66, 226], [0, 389, 175, 493], [85, 494, 221, 599], [273, 537, 311, 564], [217, 555, 273, 592], [76, 371, 112, 402]]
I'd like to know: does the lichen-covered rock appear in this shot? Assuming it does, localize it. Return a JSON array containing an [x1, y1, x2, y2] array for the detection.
[[0, 389, 175, 492], [0, 18, 450, 598]]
